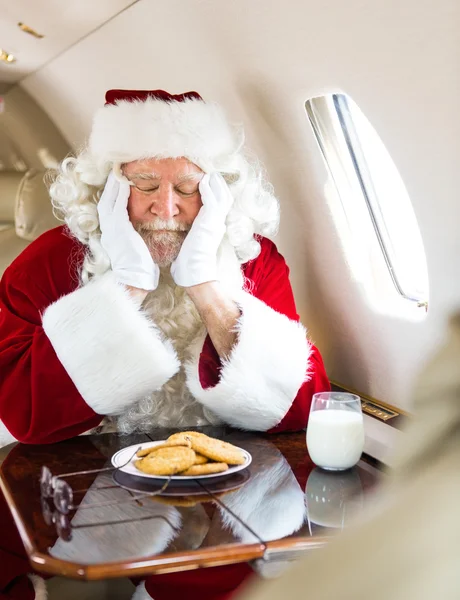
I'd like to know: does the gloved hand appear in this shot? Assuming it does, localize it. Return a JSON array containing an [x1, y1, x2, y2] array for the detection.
[[97, 172, 159, 291], [171, 172, 234, 287]]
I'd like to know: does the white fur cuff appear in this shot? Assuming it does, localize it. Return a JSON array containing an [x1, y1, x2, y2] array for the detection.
[[186, 291, 311, 431], [42, 273, 180, 415]]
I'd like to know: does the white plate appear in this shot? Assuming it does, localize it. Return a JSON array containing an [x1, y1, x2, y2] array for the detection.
[[111, 440, 252, 481]]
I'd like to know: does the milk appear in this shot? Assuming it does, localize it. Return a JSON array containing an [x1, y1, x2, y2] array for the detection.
[[306, 409, 365, 470]]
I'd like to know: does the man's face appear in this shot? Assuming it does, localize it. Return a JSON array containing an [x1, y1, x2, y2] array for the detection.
[[122, 157, 204, 267]]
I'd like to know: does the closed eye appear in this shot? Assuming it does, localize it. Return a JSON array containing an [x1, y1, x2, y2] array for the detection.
[[175, 186, 199, 196], [132, 185, 199, 195], [135, 185, 159, 193]]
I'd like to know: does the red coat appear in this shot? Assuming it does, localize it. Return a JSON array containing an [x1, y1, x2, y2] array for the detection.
[[0, 226, 329, 445]]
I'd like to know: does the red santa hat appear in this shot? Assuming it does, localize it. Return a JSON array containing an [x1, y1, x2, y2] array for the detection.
[[88, 89, 243, 173]]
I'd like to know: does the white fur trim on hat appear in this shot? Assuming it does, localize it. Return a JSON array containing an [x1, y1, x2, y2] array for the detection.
[[89, 97, 243, 171], [42, 272, 180, 416], [186, 291, 312, 431]]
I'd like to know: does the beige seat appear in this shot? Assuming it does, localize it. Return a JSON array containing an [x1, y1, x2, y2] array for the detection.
[[0, 169, 61, 277]]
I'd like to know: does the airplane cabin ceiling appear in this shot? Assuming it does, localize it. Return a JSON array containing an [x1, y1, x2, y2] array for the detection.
[[0, 0, 137, 83]]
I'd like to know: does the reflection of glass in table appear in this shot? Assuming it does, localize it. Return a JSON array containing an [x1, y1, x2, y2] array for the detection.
[[0, 427, 381, 580], [305, 467, 364, 530]]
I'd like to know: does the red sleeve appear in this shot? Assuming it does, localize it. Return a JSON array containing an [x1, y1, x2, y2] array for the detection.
[[247, 238, 330, 432], [0, 268, 102, 444], [199, 236, 330, 432]]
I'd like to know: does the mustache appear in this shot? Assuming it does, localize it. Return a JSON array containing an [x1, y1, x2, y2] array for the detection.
[[134, 219, 190, 233]]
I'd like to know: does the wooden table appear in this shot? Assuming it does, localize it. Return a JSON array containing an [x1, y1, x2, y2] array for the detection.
[[0, 427, 381, 580]]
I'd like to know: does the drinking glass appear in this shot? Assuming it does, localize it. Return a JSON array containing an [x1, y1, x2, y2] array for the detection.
[[306, 392, 365, 470]]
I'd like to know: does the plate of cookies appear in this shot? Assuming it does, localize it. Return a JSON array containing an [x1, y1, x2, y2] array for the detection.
[[111, 431, 252, 481]]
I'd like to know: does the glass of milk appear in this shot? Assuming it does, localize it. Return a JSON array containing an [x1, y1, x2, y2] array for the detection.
[[306, 392, 365, 470]]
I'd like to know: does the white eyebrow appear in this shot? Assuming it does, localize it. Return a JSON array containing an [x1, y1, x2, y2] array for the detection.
[[127, 172, 202, 184], [127, 172, 161, 181], [176, 173, 203, 183]]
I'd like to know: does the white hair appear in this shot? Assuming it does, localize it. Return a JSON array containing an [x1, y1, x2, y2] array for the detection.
[[48, 146, 280, 285]]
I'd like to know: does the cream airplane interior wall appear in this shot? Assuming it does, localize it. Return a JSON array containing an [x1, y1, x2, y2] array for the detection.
[[17, 0, 459, 411], [1, 86, 69, 169]]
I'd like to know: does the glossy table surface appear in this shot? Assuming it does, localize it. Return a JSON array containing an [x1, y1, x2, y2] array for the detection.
[[0, 427, 382, 580]]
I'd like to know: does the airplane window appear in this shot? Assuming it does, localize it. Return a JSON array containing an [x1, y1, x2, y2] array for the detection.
[[306, 93, 429, 307]]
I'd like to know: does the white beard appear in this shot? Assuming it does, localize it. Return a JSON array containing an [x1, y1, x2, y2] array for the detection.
[[138, 229, 187, 268], [103, 238, 245, 435], [111, 271, 209, 434]]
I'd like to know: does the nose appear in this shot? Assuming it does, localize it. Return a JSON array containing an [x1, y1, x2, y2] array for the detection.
[[150, 184, 179, 220]]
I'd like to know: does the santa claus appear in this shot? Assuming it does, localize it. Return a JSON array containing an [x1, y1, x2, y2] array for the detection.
[[0, 89, 329, 599]]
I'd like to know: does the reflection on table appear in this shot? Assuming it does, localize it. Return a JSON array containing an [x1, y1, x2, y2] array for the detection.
[[0, 428, 382, 578], [305, 467, 364, 533]]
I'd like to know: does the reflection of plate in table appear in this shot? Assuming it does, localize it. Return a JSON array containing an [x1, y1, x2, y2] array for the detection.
[[111, 440, 252, 481], [113, 467, 251, 496]]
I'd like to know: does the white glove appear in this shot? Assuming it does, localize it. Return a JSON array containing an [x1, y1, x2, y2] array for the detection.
[[171, 172, 234, 287], [97, 172, 159, 291]]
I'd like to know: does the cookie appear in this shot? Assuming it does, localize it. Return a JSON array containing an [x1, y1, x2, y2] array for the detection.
[[167, 431, 208, 445], [135, 446, 196, 475], [150, 495, 199, 507], [180, 462, 229, 476], [136, 439, 191, 458], [193, 453, 209, 465], [188, 437, 246, 465]]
